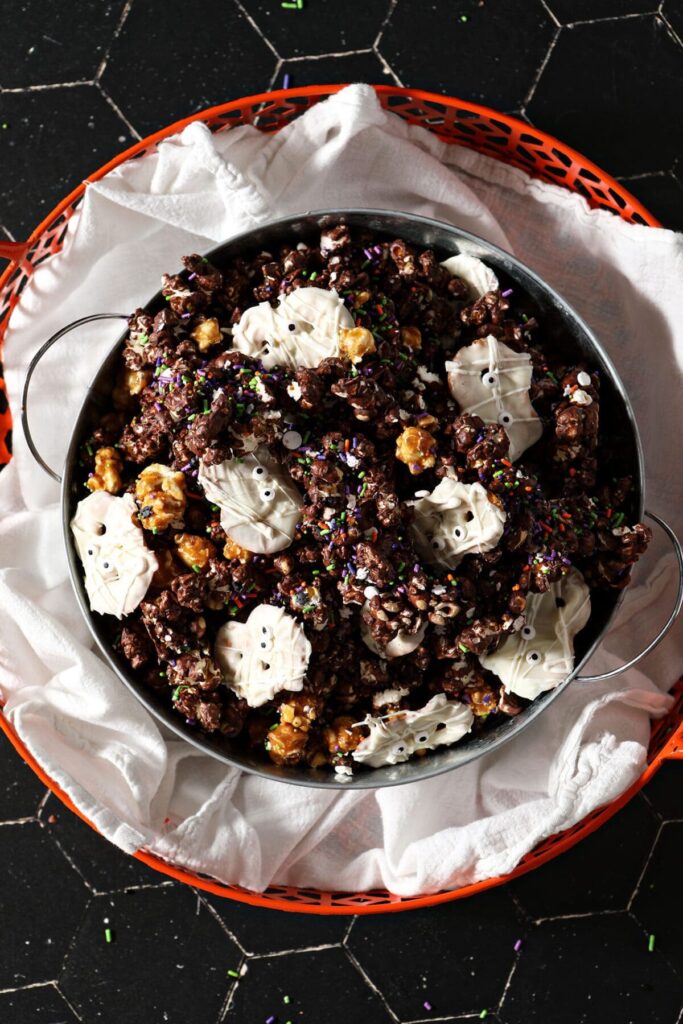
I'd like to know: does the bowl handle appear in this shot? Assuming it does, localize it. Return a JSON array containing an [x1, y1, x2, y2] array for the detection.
[[21, 313, 128, 483], [577, 510, 683, 683]]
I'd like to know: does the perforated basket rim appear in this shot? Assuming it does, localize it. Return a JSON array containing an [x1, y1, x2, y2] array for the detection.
[[0, 84, 679, 915]]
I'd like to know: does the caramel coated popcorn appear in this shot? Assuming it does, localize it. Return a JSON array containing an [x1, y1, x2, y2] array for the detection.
[[339, 326, 377, 365], [86, 447, 123, 494], [135, 463, 187, 532], [395, 426, 438, 474]]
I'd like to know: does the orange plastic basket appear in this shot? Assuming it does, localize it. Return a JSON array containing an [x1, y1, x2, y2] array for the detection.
[[0, 85, 680, 915]]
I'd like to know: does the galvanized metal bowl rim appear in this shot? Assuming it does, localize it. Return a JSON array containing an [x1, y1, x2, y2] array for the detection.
[[61, 208, 645, 790]]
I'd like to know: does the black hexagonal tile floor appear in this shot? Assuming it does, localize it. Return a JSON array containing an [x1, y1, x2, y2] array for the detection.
[[0, 821, 89, 988], [227, 947, 392, 1023], [0, 0, 126, 89], [632, 822, 683, 979], [501, 913, 682, 1024], [239, 0, 392, 59], [347, 890, 523, 1019], [280, 51, 390, 89], [101, 0, 276, 138], [0, 744, 47, 821], [380, 0, 556, 109], [527, 16, 683, 178], [60, 886, 240, 1023], [0, 983, 80, 1024], [510, 794, 658, 920], [40, 794, 168, 893], [548, 0, 658, 22], [201, 892, 348, 955], [622, 173, 683, 232], [641, 761, 683, 821], [0, 85, 135, 240]]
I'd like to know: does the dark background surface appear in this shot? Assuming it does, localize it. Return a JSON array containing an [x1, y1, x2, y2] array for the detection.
[[1, 2, 682, 1022]]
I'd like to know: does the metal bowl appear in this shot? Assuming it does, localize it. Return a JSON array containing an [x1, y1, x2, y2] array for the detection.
[[22, 209, 682, 789]]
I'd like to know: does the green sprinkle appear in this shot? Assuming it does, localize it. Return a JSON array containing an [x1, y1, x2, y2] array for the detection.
[[546, 370, 558, 384], [521, 313, 529, 323], [227, 969, 240, 978], [327, 563, 336, 571], [648, 934, 656, 952], [311, 569, 320, 576], [1, 122, 8, 129], [357, 470, 366, 479], [479, 1012, 488, 1020], [192, 564, 201, 573], [397, 562, 405, 573], [105, 928, 113, 944], [359, 483, 367, 498], [182, 375, 191, 384], [159, 671, 166, 678], [203, 400, 210, 413], [309, 271, 318, 281], [612, 512, 625, 527], [151, 527, 158, 535], [86, 444, 94, 456], [458, 643, 469, 653], [283, 996, 291, 1005], [211, 504, 220, 512]]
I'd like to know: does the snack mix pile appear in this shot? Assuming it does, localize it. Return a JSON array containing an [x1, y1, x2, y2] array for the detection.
[[71, 225, 650, 774]]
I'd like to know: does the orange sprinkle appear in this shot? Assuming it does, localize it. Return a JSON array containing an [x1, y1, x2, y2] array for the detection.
[[561, 512, 573, 520], [606, 508, 613, 518], [233, 596, 245, 608], [344, 439, 350, 452], [568, 468, 577, 477], [559, 523, 566, 532], [446, 574, 454, 581], [512, 584, 520, 591], [540, 521, 553, 534], [501, 459, 512, 468], [524, 485, 534, 493]]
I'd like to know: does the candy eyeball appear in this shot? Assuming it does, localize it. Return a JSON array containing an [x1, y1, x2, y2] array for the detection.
[[431, 536, 447, 551], [525, 650, 542, 665], [452, 525, 467, 541], [498, 411, 513, 427], [260, 486, 276, 502], [521, 624, 536, 640], [251, 465, 266, 479], [482, 370, 498, 387]]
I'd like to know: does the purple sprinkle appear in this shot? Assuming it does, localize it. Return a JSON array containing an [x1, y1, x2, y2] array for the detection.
[[185, 718, 196, 726], [188, 272, 197, 281], [181, 312, 192, 319], [413, 563, 420, 573], [266, 1017, 276, 1024], [363, 247, 374, 260], [154, 402, 162, 411], [373, 244, 382, 253], [352, 437, 358, 449], [514, 939, 523, 952], [282, 72, 290, 89], [180, 462, 192, 472], [501, 288, 513, 298], [423, 1001, 433, 1012]]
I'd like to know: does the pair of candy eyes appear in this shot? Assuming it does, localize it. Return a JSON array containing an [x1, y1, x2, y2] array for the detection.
[[235, 626, 274, 658], [251, 465, 276, 502], [432, 526, 467, 549], [519, 624, 544, 665], [480, 371, 514, 426]]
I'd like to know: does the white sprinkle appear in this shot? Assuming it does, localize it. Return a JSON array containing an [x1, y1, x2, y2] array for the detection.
[[577, 371, 591, 387], [364, 585, 380, 599], [282, 429, 303, 450]]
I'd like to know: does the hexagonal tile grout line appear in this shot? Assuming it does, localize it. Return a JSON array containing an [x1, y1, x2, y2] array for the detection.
[[195, 891, 249, 956], [231, 0, 283, 59], [626, 817, 665, 912], [342, 943, 402, 1023], [556, 9, 661, 27], [0, 79, 94, 94], [520, 23, 562, 114], [538, 0, 561, 28], [95, 80, 142, 140], [659, 8, 683, 47], [94, 0, 136, 81]]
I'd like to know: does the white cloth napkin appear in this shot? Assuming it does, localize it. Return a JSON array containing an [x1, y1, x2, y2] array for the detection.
[[1, 84, 681, 896]]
